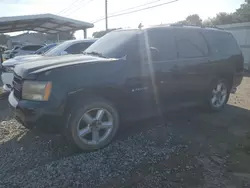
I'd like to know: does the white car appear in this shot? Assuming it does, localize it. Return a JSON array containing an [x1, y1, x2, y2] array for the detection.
[[1, 39, 97, 92], [8, 44, 44, 58]]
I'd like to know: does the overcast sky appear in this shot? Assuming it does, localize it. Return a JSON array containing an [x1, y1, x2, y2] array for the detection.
[[0, 0, 245, 38]]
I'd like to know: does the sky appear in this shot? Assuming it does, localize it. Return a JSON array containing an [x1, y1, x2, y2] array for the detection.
[[0, 0, 245, 38]]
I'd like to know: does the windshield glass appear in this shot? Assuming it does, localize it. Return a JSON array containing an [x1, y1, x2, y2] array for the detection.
[[85, 30, 139, 58], [44, 41, 73, 56]]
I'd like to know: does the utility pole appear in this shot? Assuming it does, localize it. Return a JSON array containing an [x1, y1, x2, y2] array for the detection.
[[105, 0, 108, 31]]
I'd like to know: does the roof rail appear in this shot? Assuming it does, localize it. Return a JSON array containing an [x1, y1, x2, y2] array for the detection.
[[170, 23, 224, 30]]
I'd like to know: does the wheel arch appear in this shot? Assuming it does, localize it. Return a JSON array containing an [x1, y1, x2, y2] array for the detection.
[[64, 86, 126, 115]]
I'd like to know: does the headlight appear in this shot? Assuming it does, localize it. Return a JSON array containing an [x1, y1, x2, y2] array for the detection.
[[4, 66, 14, 72], [22, 81, 52, 101]]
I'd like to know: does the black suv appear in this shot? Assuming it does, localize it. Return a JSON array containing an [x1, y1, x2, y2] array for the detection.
[[9, 26, 244, 151]]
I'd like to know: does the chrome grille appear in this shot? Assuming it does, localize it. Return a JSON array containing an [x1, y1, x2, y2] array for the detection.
[[13, 73, 22, 100]]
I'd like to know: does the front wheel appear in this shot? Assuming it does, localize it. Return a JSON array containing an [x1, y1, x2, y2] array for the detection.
[[206, 79, 230, 111], [65, 98, 119, 151]]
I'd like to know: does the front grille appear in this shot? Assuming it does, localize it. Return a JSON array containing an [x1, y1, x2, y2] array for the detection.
[[13, 73, 23, 100]]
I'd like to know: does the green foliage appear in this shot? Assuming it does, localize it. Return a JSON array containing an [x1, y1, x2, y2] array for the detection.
[[203, 0, 250, 26], [176, 14, 202, 26]]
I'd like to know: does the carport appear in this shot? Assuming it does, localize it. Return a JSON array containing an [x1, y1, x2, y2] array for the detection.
[[0, 13, 94, 39]]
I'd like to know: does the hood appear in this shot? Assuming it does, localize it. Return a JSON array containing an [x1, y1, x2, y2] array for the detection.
[[3, 55, 43, 67], [14, 54, 41, 60], [14, 54, 116, 78]]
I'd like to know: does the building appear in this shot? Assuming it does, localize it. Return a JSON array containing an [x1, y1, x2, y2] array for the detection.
[[7, 32, 47, 49], [217, 22, 250, 70]]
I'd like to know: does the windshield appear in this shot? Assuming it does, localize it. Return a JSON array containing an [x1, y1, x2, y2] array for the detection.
[[84, 30, 139, 58], [44, 41, 73, 56], [34, 44, 57, 54]]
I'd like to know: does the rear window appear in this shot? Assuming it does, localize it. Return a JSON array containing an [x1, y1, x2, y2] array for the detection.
[[203, 30, 241, 56], [21, 45, 43, 51]]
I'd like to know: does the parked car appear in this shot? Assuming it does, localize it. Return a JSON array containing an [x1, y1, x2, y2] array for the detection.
[[1, 39, 96, 92], [33, 43, 58, 55], [9, 44, 44, 58], [3, 46, 21, 60], [8, 26, 243, 151]]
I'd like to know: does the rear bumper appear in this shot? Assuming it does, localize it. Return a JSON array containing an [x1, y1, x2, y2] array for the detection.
[[8, 91, 64, 132]]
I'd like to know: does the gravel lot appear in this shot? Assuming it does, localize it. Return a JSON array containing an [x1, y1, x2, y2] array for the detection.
[[0, 75, 250, 188]]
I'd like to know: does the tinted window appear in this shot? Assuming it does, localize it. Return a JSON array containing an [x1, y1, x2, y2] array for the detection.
[[175, 30, 208, 58], [203, 30, 241, 56], [21, 45, 43, 51], [13, 46, 20, 50], [85, 30, 139, 58], [34, 44, 57, 54], [147, 28, 177, 61], [65, 42, 93, 54]]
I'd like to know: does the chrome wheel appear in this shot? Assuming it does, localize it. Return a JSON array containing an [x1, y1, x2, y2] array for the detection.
[[211, 82, 228, 108], [77, 108, 114, 145]]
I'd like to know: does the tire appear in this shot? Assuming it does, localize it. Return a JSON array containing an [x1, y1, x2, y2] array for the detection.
[[206, 78, 230, 112], [65, 97, 119, 151]]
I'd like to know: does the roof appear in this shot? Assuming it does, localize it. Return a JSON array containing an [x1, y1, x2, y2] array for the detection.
[[61, 39, 98, 44], [0, 14, 94, 34]]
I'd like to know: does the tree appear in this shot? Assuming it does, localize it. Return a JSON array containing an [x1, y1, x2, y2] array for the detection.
[[92, 28, 120, 38], [186, 14, 202, 26], [210, 12, 234, 25], [203, 0, 250, 26], [176, 14, 202, 26], [234, 0, 250, 22]]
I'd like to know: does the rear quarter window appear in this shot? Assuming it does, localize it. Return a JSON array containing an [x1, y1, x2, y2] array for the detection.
[[203, 30, 241, 56]]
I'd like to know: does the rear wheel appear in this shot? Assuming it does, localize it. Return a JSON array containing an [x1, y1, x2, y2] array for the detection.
[[206, 79, 230, 111], [65, 98, 119, 151]]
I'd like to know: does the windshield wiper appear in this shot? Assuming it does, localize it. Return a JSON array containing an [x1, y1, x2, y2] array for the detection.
[[83, 51, 107, 58]]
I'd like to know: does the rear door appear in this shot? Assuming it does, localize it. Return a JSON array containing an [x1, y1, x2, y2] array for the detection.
[[172, 29, 211, 103]]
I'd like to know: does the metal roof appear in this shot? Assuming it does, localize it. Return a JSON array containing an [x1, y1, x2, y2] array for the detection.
[[0, 14, 94, 34]]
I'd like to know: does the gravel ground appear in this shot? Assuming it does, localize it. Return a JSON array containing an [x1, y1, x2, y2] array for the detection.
[[0, 75, 250, 188]]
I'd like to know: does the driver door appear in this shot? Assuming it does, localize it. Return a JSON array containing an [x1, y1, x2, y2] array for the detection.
[[146, 28, 181, 107]]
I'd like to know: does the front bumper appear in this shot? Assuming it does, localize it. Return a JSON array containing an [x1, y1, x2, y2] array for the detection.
[[1, 72, 14, 88], [8, 91, 64, 132]]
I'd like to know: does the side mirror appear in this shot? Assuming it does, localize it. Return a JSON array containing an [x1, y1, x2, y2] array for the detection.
[[60, 51, 68, 56]]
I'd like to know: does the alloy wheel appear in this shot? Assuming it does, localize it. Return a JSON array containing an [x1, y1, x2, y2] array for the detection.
[[211, 82, 228, 108], [77, 108, 114, 145]]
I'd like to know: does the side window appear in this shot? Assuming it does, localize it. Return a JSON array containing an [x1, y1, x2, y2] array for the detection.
[[147, 29, 177, 61], [22, 45, 43, 51], [79, 42, 93, 52], [175, 30, 208, 58], [203, 31, 241, 56], [65, 43, 83, 54]]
